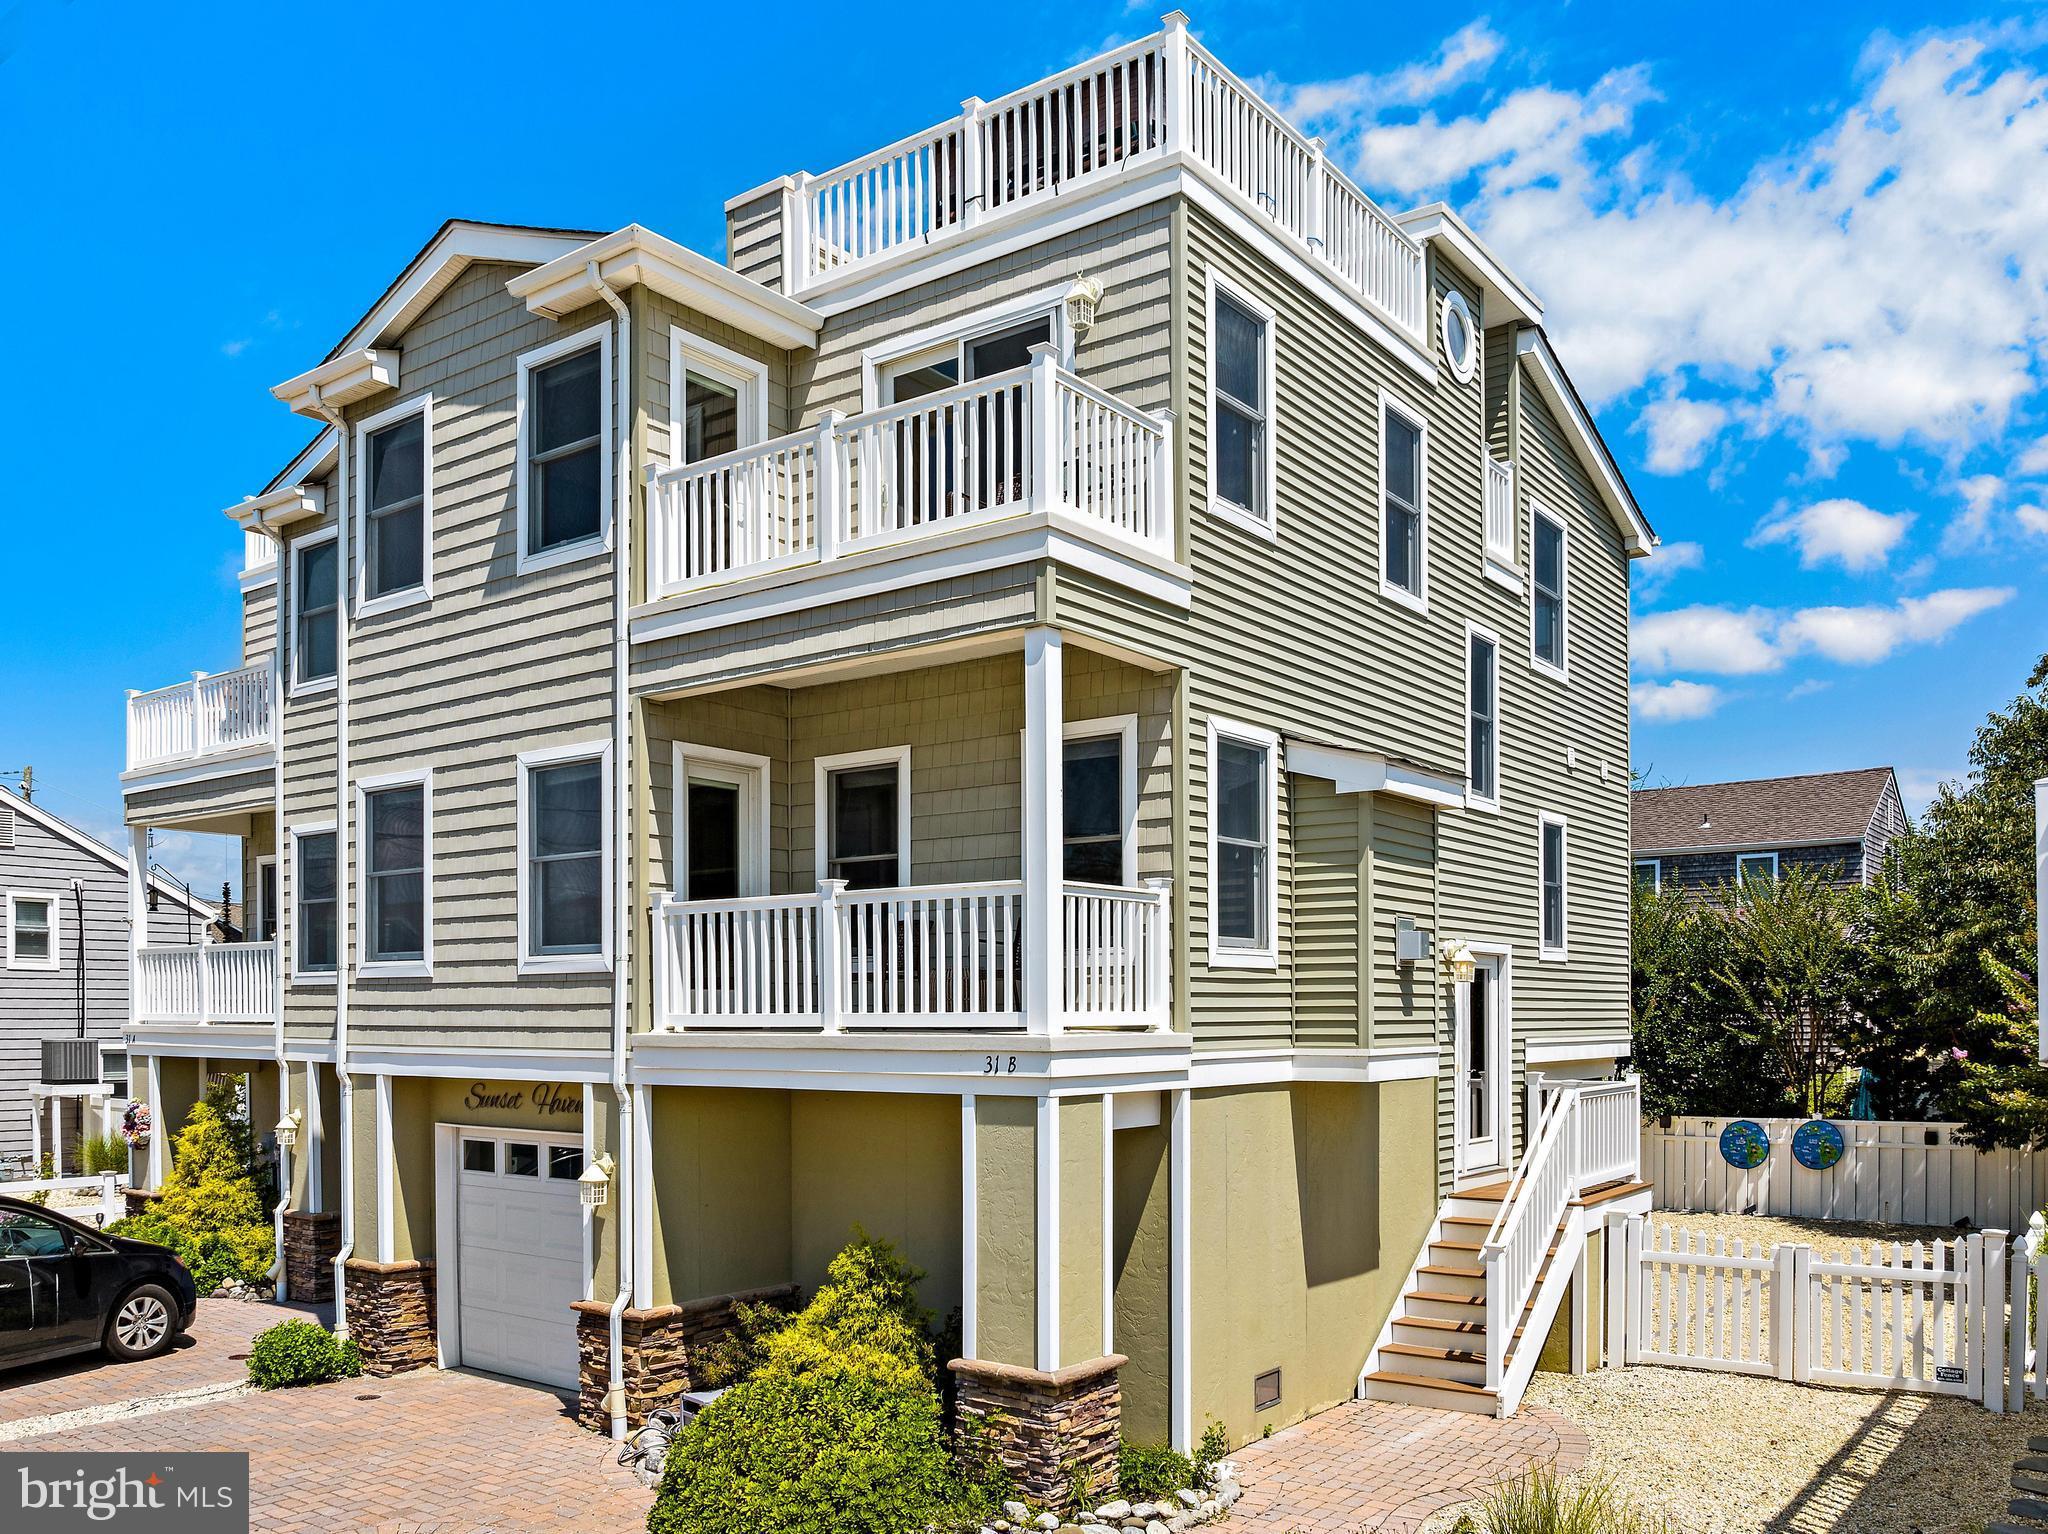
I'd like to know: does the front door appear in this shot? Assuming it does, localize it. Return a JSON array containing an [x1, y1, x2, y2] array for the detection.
[[1455, 954, 1508, 1177], [677, 750, 765, 900]]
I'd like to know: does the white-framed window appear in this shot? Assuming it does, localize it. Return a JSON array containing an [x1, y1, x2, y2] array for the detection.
[[1063, 715, 1139, 886], [1736, 851, 1780, 886], [1379, 390, 1428, 610], [354, 394, 433, 615], [290, 824, 338, 980], [5, 890, 58, 971], [1634, 859, 1661, 894], [672, 331, 771, 465], [356, 770, 431, 977], [1441, 290, 1478, 384], [1466, 625, 1500, 809], [859, 284, 1076, 409], [288, 525, 339, 695], [252, 856, 278, 943], [516, 740, 613, 974], [815, 746, 911, 889], [1531, 502, 1568, 679], [517, 323, 612, 574], [1205, 271, 1277, 540], [1206, 718, 1279, 968], [675, 743, 772, 900], [1539, 813, 1568, 960]]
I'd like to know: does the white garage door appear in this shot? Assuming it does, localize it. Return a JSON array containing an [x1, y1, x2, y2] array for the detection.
[[455, 1133, 583, 1390]]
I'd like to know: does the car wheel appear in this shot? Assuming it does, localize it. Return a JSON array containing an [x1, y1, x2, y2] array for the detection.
[[104, 1284, 178, 1361]]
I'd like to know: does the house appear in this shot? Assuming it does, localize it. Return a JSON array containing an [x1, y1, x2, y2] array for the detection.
[[1632, 767, 1908, 894], [0, 785, 214, 1173], [115, 15, 1652, 1469]]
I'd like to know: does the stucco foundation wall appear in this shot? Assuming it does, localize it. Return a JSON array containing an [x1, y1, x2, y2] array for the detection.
[[976, 1095, 1036, 1367], [791, 1091, 961, 1317], [647, 1086, 793, 1308], [1059, 1095, 1107, 1365], [1112, 1112, 1172, 1445], [1191, 1077, 1436, 1447]]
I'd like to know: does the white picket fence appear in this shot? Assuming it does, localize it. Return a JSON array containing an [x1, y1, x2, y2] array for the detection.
[[0, 1171, 125, 1227], [1642, 1117, 2048, 1231], [1613, 1212, 2048, 1411]]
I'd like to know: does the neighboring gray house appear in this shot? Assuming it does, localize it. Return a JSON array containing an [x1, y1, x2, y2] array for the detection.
[[0, 785, 212, 1166], [1632, 767, 1909, 894]]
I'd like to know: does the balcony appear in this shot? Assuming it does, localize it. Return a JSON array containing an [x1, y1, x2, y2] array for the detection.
[[126, 660, 274, 773], [651, 878, 1170, 1033], [787, 20, 1426, 343], [135, 942, 275, 1025], [645, 352, 1172, 602]]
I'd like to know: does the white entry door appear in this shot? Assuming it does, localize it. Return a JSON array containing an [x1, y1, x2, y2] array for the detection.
[[453, 1130, 584, 1389], [1454, 954, 1509, 1177]]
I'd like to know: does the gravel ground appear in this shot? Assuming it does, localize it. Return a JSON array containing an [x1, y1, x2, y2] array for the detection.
[[1445, 1213, 2042, 1534]]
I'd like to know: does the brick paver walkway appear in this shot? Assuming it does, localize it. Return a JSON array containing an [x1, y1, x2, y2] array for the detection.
[[1, 1365, 652, 1532], [1226, 1399, 1590, 1533]]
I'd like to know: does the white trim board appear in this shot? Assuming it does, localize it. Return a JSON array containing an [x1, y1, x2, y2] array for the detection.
[[515, 321, 615, 577], [813, 745, 912, 885], [1205, 716, 1281, 970], [354, 768, 434, 979]]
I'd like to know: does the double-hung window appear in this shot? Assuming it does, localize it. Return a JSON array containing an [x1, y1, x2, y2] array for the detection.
[[292, 532, 338, 689], [1467, 629, 1499, 807], [1207, 277, 1274, 535], [520, 744, 610, 970], [294, 829, 337, 976], [1539, 814, 1568, 959], [1063, 724, 1134, 885], [819, 749, 909, 890], [1381, 396, 1426, 606], [359, 399, 430, 607], [1532, 506, 1567, 676], [520, 324, 611, 569], [1736, 852, 1779, 886], [6, 892, 56, 970], [1208, 720, 1277, 966], [360, 776, 429, 972]]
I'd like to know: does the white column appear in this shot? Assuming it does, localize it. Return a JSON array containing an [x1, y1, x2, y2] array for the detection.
[[128, 827, 148, 1027], [2035, 778, 2046, 1064], [373, 1074, 394, 1264], [1027, 343, 1060, 515], [146, 1055, 164, 1187], [632, 1081, 653, 1308], [305, 1062, 323, 1214], [1035, 1092, 1060, 1371], [50, 1097, 63, 1179], [28, 1089, 43, 1175], [1161, 11, 1191, 153], [1022, 627, 1065, 1034], [959, 97, 985, 230], [1169, 1084, 1192, 1452], [960, 1094, 979, 1359]]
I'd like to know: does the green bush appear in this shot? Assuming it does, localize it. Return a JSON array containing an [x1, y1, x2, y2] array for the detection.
[[107, 1083, 272, 1290], [246, 1319, 362, 1390], [1119, 1440, 1197, 1499], [1473, 1469, 1676, 1534], [80, 1132, 129, 1176]]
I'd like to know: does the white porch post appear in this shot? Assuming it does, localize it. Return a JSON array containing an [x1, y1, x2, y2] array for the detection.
[[49, 1097, 63, 1178], [28, 1088, 43, 1175], [373, 1074, 394, 1264], [1022, 626, 1065, 1034], [127, 826, 148, 1026], [632, 1081, 653, 1308], [304, 1062, 323, 1214], [146, 1055, 164, 1187]]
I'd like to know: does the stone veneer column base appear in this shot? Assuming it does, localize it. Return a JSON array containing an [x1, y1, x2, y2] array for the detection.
[[343, 1259, 438, 1376], [122, 1188, 160, 1220], [281, 1211, 341, 1303], [949, 1353, 1126, 1506], [571, 1282, 801, 1433]]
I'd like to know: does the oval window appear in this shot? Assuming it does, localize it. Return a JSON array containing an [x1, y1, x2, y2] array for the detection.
[[1441, 291, 1477, 384]]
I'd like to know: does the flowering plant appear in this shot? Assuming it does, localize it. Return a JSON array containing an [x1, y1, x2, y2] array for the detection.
[[121, 1100, 152, 1146]]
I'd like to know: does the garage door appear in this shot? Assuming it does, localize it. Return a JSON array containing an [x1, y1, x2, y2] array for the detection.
[[455, 1133, 583, 1390]]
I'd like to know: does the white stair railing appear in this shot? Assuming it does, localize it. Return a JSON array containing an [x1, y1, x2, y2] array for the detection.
[[1479, 1083, 1583, 1395]]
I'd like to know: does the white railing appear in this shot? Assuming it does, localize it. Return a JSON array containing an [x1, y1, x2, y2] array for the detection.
[[652, 878, 1169, 1032], [646, 353, 1172, 599], [1572, 1077, 1642, 1188], [135, 942, 275, 1025], [789, 23, 1428, 344], [1484, 457, 1515, 565], [126, 660, 275, 771], [0, 1171, 124, 1227]]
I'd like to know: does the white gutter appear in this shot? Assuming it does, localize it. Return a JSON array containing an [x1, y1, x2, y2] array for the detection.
[[586, 261, 636, 1439], [261, 520, 290, 1301]]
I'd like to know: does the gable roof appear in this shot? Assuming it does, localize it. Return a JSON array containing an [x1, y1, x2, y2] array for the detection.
[[0, 785, 218, 917], [1514, 329, 1655, 557], [1632, 767, 1902, 854]]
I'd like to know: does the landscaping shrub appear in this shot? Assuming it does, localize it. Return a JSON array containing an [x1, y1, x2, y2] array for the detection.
[[80, 1131, 129, 1176], [1462, 1469, 1676, 1534], [107, 1082, 273, 1290], [246, 1319, 362, 1390], [1118, 1440, 1198, 1500]]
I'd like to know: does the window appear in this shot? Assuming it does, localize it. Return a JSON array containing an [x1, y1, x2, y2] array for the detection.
[[356, 397, 432, 609], [1736, 852, 1779, 886], [1540, 814, 1568, 958], [519, 743, 611, 972], [819, 749, 910, 889], [1532, 505, 1568, 676], [1206, 275, 1274, 536], [1380, 395, 1427, 606], [6, 891, 57, 970], [674, 332, 771, 464], [252, 858, 277, 943], [1467, 629, 1499, 806], [462, 1139, 496, 1173], [504, 1142, 540, 1177], [291, 531, 338, 689], [1208, 720, 1278, 966], [0, 1210, 70, 1258], [1063, 720, 1135, 885], [519, 324, 612, 571], [293, 828, 337, 976], [360, 775, 430, 973], [1634, 859, 1662, 894], [548, 1145, 582, 1179], [1441, 291, 1478, 383]]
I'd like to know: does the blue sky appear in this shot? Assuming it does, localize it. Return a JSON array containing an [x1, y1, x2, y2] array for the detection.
[[1, 0, 2043, 892]]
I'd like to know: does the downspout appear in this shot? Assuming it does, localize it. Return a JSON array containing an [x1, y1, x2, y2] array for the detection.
[[259, 518, 290, 1300], [71, 880, 85, 1038], [586, 261, 636, 1440]]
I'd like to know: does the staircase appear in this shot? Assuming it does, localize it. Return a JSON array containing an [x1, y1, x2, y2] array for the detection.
[[1363, 1075, 1649, 1416]]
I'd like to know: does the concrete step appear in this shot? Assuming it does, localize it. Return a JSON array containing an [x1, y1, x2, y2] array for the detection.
[[2012, 1470, 2048, 1497], [1363, 1369, 1498, 1414], [2006, 1496, 2048, 1521], [1378, 1341, 1486, 1384]]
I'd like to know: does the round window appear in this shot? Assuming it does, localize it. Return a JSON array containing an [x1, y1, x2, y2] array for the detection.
[[1441, 291, 1477, 383]]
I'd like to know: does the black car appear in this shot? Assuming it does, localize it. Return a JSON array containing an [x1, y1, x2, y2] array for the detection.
[[0, 1196, 198, 1370]]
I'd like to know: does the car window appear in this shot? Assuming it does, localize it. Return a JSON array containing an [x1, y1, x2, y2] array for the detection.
[[0, 1210, 71, 1257]]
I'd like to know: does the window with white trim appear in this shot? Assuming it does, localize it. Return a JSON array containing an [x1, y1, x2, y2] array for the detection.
[[522, 332, 606, 562], [1532, 506, 1567, 675], [1634, 859, 1661, 894], [6, 891, 57, 970], [1063, 725, 1134, 885], [1539, 814, 1568, 958], [361, 777, 429, 969], [365, 412, 427, 600], [1207, 276, 1274, 535], [1208, 720, 1277, 965], [293, 829, 337, 975], [1467, 629, 1499, 806], [291, 531, 338, 688], [1381, 397, 1426, 604], [818, 749, 910, 890], [1736, 851, 1779, 885], [519, 744, 610, 969], [252, 857, 277, 943]]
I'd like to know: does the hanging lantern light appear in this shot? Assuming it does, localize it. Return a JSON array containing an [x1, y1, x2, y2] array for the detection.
[[273, 1108, 303, 1148], [1441, 938, 1478, 987], [579, 1153, 617, 1209]]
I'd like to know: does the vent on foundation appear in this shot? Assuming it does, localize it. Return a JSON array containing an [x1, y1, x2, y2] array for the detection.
[[1253, 1368, 1282, 1411]]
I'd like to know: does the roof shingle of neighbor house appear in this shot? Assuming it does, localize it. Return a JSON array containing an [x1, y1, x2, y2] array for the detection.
[[1632, 767, 1900, 852]]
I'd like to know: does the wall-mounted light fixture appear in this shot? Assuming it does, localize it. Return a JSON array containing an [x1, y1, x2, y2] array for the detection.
[[273, 1108, 303, 1149], [579, 1152, 617, 1209], [1440, 938, 1477, 987], [1065, 277, 1105, 338]]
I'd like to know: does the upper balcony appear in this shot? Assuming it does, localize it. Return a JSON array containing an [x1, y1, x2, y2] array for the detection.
[[126, 661, 274, 774], [779, 17, 1426, 345], [135, 941, 275, 1027]]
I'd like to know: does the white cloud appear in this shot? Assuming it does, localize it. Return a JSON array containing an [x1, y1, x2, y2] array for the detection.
[[2016, 437, 2048, 475], [1271, 21, 1503, 119], [1632, 586, 2012, 673], [1896, 766, 1962, 816], [1640, 392, 1731, 474], [1750, 497, 1914, 571], [1630, 539, 1705, 601], [2018, 504, 2048, 537], [1786, 679, 1832, 699], [1632, 605, 1782, 675], [1630, 679, 1725, 722]]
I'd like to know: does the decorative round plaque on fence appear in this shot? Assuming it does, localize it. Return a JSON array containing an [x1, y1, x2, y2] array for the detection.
[[1792, 1119, 1845, 1171], [1719, 1119, 1770, 1169]]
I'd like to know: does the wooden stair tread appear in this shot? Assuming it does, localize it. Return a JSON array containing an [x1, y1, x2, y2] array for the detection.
[[1397, 1315, 1485, 1335], [1454, 1181, 1511, 1201], [1382, 1341, 1483, 1364], [1442, 1215, 1495, 1231], [1409, 1289, 1486, 1307], [1366, 1369, 1496, 1398], [1572, 1179, 1653, 1209], [1418, 1262, 1484, 1279], [1433, 1239, 1485, 1253]]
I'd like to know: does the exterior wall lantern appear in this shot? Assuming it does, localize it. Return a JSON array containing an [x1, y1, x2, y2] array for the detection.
[[1065, 277, 1104, 338], [273, 1108, 303, 1148], [579, 1153, 616, 1209], [1441, 938, 1478, 987]]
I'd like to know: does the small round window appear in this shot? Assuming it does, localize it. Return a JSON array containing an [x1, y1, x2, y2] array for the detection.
[[1441, 291, 1477, 384]]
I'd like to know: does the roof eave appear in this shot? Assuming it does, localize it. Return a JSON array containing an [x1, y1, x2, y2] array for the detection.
[[1396, 203, 1543, 328], [1514, 329, 1655, 556]]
